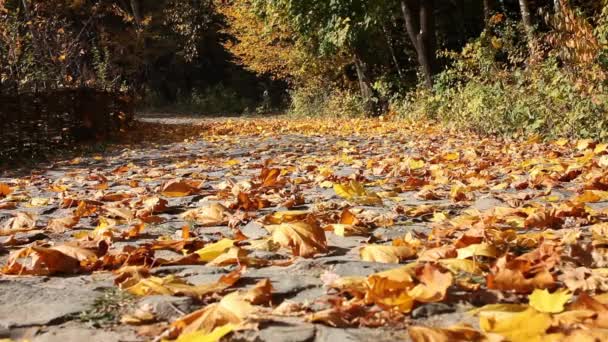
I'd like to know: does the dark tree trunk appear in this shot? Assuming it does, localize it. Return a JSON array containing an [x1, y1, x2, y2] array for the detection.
[[401, 0, 436, 88], [381, 23, 403, 79], [130, 0, 142, 27], [483, 0, 496, 22], [352, 54, 374, 108]]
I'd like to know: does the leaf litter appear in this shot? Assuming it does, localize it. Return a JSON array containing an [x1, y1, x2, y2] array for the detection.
[[3, 117, 608, 340]]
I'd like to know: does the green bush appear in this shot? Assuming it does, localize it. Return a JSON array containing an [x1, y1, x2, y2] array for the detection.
[[288, 84, 367, 118], [141, 83, 256, 115], [396, 15, 608, 140]]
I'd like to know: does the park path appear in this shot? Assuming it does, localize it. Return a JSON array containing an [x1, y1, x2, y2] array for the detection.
[[1, 116, 607, 341]]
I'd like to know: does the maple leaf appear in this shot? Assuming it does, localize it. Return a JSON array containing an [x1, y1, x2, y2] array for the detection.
[[1, 212, 37, 236], [173, 324, 236, 342], [325, 223, 369, 237], [479, 307, 552, 342], [195, 239, 236, 262], [3, 244, 100, 275], [528, 288, 571, 313], [167, 291, 255, 339], [407, 263, 453, 303], [333, 181, 382, 205], [46, 216, 80, 233], [409, 324, 485, 342], [359, 245, 416, 263], [181, 203, 229, 226], [268, 221, 327, 257], [263, 210, 309, 224], [123, 267, 243, 300], [160, 179, 198, 197], [243, 278, 273, 305]]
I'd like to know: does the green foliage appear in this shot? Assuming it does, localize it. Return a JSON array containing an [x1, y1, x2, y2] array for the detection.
[[143, 83, 257, 115], [288, 83, 367, 118], [396, 11, 608, 140]]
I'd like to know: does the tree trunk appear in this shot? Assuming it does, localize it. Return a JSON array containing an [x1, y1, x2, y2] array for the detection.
[[519, 0, 534, 40], [130, 0, 142, 27], [401, 0, 436, 88], [381, 23, 403, 79], [419, 0, 435, 88], [483, 0, 495, 22], [352, 54, 374, 106]]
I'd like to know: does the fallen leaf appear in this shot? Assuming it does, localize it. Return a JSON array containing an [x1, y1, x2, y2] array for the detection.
[[528, 288, 571, 313], [269, 221, 327, 258], [360, 245, 416, 263], [195, 239, 235, 262], [181, 203, 229, 226]]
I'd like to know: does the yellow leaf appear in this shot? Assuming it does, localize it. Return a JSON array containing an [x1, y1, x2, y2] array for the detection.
[[528, 288, 571, 313], [333, 181, 365, 199], [360, 245, 416, 263], [443, 152, 460, 161], [169, 291, 254, 337], [173, 323, 236, 342], [195, 239, 235, 262], [333, 181, 382, 205], [456, 243, 498, 259], [126, 275, 191, 296], [325, 224, 368, 237], [408, 324, 484, 342], [438, 258, 483, 275], [468, 303, 528, 316], [408, 159, 425, 170], [479, 308, 552, 342], [29, 197, 50, 207], [573, 190, 608, 203], [263, 210, 309, 224]]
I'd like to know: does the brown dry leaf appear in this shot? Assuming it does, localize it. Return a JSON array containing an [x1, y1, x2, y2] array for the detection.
[[136, 197, 168, 218], [259, 168, 284, 188], [167, 291, 255, 339], [360, 244, 417, 263], [73, 201, 98, 217], [46, 216, 79, 233], [125, 268, 243, 300], [243, 278, 273, 305], [160, 179, 197, 197], [2, 245, 98, 275], [409, 324, 486, 342], [269, 221, 327, 258], [100, 192, 133, 202], [408, 263, 453, 303], [340, 208, 360, 225], [324, 223, 369, 237], [114, 266, 151, 288], [263, 210, 309, 224], [1, 212, 37, 236], [524, 208, 563, 229], [487, 265, 555, 294], [181, 203, 229, 226], [365, 265, 417, 312]]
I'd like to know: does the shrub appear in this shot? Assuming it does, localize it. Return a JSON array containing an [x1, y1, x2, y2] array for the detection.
[[395, 12, 608, 140], [288, 84, 367, 118]]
